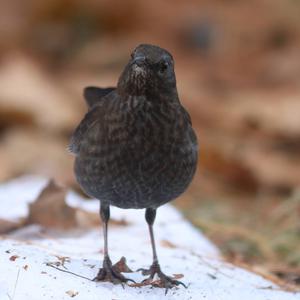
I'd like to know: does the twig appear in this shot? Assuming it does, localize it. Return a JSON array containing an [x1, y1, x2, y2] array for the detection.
[[7, 268, 20, 300], [46, 263, 93, 281]]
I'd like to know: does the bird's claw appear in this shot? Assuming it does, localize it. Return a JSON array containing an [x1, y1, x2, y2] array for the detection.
[[93, 256, 135, 285], [137, 261, 186, 293], [136, 267, 152, 276]]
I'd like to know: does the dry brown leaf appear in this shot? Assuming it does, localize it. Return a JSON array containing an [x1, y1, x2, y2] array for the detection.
[[228, 92, 300, 136], [9, 255, 19, 261], [112, 256, 133, 273], [75, 209, 100, 228], [0, 128, 73, 183], [26, 180, 77, 229], [0, 54, 81, 132], [75, 209, 128, 228], [23, 265, 29, 271], [269, 265, 300, 289], [65, 290, 79, 298], [26, 179, 129, 230], [54, 255, 70, 267], [110, 218, 129, 227], [0, 219, 22, 234], [232, 261, 300, 293], [160, 240, 177, 249]]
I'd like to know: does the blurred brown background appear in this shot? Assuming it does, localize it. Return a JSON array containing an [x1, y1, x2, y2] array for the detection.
[[0, 0, 299, 287]]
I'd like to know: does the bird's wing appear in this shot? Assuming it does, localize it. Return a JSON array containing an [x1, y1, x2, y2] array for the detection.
[[68, 107, 102, 155], [180, 105, 198, 148], [180, 105, 192, 126], [84, 86, 116, 109]]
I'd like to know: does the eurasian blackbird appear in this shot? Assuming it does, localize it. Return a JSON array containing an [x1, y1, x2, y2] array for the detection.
[[69, 44, 198, 290]]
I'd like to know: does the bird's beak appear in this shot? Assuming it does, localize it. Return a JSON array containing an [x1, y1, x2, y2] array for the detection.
[[131, 56, 146, 76], [132, 55, 146, 67], [117, 54, 147, 94]]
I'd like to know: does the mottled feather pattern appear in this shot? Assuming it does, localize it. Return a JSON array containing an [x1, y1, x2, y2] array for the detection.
[[70, 44, 198, 209], [72, 94, 197, 209]]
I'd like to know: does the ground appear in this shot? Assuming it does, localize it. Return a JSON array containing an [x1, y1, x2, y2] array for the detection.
[[0, 176, 299, 300]]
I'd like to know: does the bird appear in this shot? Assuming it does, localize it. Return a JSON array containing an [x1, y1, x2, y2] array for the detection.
[[69, 44, 198, 291]]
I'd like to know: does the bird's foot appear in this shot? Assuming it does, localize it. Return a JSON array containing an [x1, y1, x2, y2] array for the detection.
[[136, 261, 186, 293], [93, 256, 135, 285]]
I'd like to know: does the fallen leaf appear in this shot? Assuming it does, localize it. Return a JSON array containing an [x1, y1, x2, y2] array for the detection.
[[151, 274, 184, 288], [0, 219, 22, 234], [0, 128, 74, 183], [65, 290, 79, 298], [75, 209, 100, 228], [23, 265, 29, 271], [160, 240, 177, 248], [9, 255, 19, 261], [0, 54, 81, 132], [54, 255, 70, 268], [232, 261, 300, 292], [26, 179, 129, 230], [110, 217, 129, 227], [113, 257, 133, 273], [26, 180, 77, 229]]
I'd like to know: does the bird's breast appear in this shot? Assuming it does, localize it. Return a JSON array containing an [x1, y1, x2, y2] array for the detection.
[[75, 103, 198, 208]]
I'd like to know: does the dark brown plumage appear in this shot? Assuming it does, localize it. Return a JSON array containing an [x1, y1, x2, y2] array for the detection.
[[69, 44, 198, 291]]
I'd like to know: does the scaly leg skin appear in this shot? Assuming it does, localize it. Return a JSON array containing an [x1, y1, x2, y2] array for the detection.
[[94, 204, 134, 285], [138, 261, 186, 293], [93, 255, 134, 285], [137, 208, 187, 294]]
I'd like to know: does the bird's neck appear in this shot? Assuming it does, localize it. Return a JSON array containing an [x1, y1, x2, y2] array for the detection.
[[119, 92, 181, 115], [118, 85, 179, 104]]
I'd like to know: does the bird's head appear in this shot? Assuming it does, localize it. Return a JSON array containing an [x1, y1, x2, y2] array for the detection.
[[118, 44, 177, 97]]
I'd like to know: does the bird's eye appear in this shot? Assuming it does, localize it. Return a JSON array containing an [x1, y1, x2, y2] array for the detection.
[[158, 61, 169, 74]]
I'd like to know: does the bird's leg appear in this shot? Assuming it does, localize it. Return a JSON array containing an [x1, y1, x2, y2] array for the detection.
[[138, 208, 186, 292], [93, 203, 134, 284]]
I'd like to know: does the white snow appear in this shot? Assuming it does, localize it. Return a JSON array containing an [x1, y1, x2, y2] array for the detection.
[[0, 176, 299, 300]]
